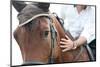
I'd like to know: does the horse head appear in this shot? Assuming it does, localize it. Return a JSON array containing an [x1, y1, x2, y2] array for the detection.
[[13, 4, 62, 65]]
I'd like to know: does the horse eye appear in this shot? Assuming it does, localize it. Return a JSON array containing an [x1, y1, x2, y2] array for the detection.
[[44, 31, 49, 37]]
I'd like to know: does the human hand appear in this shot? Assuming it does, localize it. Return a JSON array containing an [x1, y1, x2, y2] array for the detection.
[[60, 35, 74, 52]]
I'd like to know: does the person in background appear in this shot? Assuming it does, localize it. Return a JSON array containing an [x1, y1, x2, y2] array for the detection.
[[59, 5, 96, 60]]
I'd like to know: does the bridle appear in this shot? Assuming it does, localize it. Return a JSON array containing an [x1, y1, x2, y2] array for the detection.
[[49, 20, 57, 64], [18, 13, 57, 64]]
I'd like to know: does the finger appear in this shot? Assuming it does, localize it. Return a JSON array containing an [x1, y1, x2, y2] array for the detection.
[[60, 41, 68, 45], [60, 38, 67, 42], [62, 48, 70, 52], [65, 35, 70, 39], [60, 45, 68, 48]]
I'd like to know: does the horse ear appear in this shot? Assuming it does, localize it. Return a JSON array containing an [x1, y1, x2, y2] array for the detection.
[[12, 1, 27, 12], [36, 3, 50, 12]]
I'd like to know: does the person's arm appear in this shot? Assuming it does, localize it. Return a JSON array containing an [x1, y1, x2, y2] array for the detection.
[[73, 36, 87, 49]]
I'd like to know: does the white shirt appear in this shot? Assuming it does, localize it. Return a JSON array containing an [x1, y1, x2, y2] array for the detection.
[[60, 5, 95, 44]]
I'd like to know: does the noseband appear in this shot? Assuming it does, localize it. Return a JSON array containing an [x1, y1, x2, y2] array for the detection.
[[18, 13, 57, 65]]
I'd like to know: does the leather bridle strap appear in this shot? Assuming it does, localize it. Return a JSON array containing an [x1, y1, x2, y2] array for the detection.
[[48, 23, 57, 64]]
